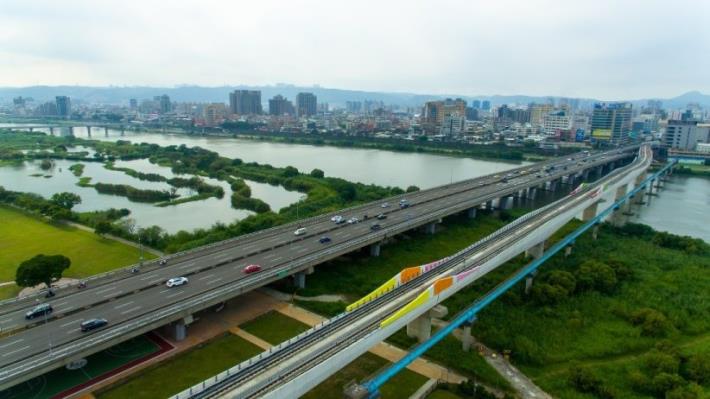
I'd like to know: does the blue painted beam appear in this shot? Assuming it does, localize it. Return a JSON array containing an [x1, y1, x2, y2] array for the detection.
[[364, 160, 675, 397]]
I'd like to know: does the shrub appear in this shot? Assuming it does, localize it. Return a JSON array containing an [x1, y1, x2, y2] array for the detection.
[[685, 353, 710, 383], [568, 365, 615, 399], [650, 373, 685, 397], [630, 308, 673, 337], [575, 260, 618, 294]]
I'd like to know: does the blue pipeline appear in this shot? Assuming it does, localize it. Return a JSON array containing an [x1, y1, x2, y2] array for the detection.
[[364, 160, 675, 397]]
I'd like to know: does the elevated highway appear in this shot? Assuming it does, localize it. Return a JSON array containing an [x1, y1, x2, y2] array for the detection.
[[173, 145, 653, 399], [0, 146, 638, 390]]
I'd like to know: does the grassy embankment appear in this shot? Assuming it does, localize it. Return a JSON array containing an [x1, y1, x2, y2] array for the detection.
[[0, 205, 154, 290], [96, 334, 262, 399]]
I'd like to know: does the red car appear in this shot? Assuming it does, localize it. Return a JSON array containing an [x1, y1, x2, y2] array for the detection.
[[244, 264, 262, 274]]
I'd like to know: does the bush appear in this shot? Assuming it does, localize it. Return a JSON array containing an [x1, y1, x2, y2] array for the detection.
[[685, 353, 710, 383], [309, 168, 324, 178], [575, 260, 618, 294], [650, 373, 685, 397], [568, 365, 615, 399], [630, 308, 673, 337], [644, 350, 680, 375]]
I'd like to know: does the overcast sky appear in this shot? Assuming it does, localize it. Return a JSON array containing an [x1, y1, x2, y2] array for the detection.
[[0, 0, 708, 100]]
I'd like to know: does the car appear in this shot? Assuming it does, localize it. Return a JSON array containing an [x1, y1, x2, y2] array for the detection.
[[25, 303, 52, 320], [81, 318, 108, 332], [567, 158, 573, 161], [400, 203, 410, 209], [165, 277, 188, 288], [399, 198, 408, 204], [319, 236, 332, 244], [380, 202, 390, 208], [376, 213, 387, 220], [159, 259, 168, 266], [244, 264, 262, 274], [478, 182, 485, 186], [335, 217, 346, 225], [294, 227, 307, 236], [370, 224, 382, 231], [331, 215, 343, 223], [536, 174, 542, 178], [347, 217, 359, 224]]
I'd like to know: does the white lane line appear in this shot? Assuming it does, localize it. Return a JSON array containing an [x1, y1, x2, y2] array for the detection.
[[94, 286, 118, 295], [179, 262, 196, 270], [0, 339, 24, 349], [0, 318, 15, 325], [120, 306, 141, 315], [297, 248, 308, 253], [166, 291, 184, 299], [272, 257, 283, 263], [205, 278, 222, 285], [103, 290, 123, 298], [2, 345, 30, 357], [242, 244, 256, 250], [198, 274, 215, 281], [60, 319, 80, 328], [54, 301, 68, 307], [114, 301, 135, 310], [140, 274, 157, 281], [214, 253, 231, 260], [262, 254, 275, 260], [159, 288, 172, 294], [59, 306, 74, 312]]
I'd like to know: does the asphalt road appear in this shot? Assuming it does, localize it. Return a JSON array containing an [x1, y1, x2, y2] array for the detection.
[[0, 146, 637, 381]]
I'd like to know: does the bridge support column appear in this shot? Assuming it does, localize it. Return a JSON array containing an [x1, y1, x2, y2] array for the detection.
[[582, 169, 590, 180], [294, 272, 306, 289], [525, 241, 545, 260], [592, 224, 599, 240], [485, 200, 493, 210], [305, 266, 315, 275], [461, 317, 476, 352], [596, 165, 603, 177], [424, 222, 437, 235], [369, 243, 381, 257], [524, 270, 538, 295], [49, 127, 54, 135], [611, 185, 629, 227], [467, 207, 477, 219], [166, 315, 193, 341], [498, 196, 512, 210], [564, 245, 573, 257], [29, 127, 34, 132], [86, 126, 91, 136], [407, 305, 448, 343], [581, 202, 598, 221]]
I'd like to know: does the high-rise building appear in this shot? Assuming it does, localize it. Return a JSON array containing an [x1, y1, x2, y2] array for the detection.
[[465, 107, 479, 121], [422, 98, 466, 125], [542, 110, 573, 135], [590, 102, 633, 144], [268, 95, 295, 116], [229, 90, 263, 115], [481, 100, 491, 111], [36, 102, 57, 116], [296, 92, 317, 117], [472, 100, 481, 109], [129, 99, 138, 110], [55, 96, 71, 118], [203, 103, 227, 127], [346, 101, 362, 113], [529, 103, 555, 126], [662, 120, 710, 151], [159, 95, 172, 114]]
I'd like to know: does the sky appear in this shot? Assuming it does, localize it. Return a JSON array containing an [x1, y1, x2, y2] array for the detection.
[[0, 0, 709, 100]]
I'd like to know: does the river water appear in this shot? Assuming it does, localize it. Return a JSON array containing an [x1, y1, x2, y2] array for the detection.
[[1, 124, 707, 241]]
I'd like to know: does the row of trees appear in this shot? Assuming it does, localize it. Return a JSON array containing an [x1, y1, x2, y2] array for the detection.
[[93, 183, 177, 203]]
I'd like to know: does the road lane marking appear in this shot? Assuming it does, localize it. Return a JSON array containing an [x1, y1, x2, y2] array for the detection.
[[140, 275, 157, 281], [2, 345, 30, 358], [95, 286, 119, 295], [54, 301, 68, 307], [114, 301, 135, 310], [159, 288, 172, 294], [179, 262, 196, 270], [205, 278, 222, 285], [103, 290, 123, 298], [120, 306, 141, 315], [198, 274, 215, 281], [0, 339, 23, 349], [272, 257, 283, 263], [263, 254, 275, 260], [60, 319, 80, 328], [297, 248, 308, 253], [166, 291, 184, 299], [0, 318, 15, 325]]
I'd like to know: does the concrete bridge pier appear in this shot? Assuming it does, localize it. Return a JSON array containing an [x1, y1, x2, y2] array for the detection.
[[485, 200, 493, 211], [527, 187, 537, 200], [294, 271, 307, 289], [68, 126, 74, 135], [525, 241, 545, 259], [592, 224, 599, 240], [498, 196, 513, 210], [611, 185, 629, 227], [407, 305, 448, 343], [424, 220, 439, 235], [369, 242, 381, 257], [166, 315, 193, 341], [596, 165, 604, 177], [28, 127, 34, 132], [49, 127, 54, 135], [467, 207, 477, 219], [582, 169, 590, 180], [581, 202, 598, 221], [86, 126, 91, 136], [461, 317, 476, 352], [524, 270, 539, 295]]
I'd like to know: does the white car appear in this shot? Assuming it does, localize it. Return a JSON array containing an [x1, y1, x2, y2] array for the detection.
[[330, 215, 343, 222], [381, 202, 390, 208], [347, 217, 359, 224], [294, 227, 307, 236], [166, 277, 188, 288]]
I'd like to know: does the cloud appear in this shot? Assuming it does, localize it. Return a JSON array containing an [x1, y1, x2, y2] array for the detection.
[[0, 0, 708, 99]]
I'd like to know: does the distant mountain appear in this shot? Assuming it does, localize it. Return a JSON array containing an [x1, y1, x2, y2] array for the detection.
[[0, 85, 707, 109]]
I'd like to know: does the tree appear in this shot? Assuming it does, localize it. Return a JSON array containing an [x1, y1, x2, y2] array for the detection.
[[575, 260, 617, 293], [283, 166, 299, 177], [51, 192, 82, 210], [40, 159, 53, 170], [95, 220, 112, 236], [686, 353, 710, 383], [406, 185, 420, 193], [16, 254, 71, 289], [309, 168, 325, 178]]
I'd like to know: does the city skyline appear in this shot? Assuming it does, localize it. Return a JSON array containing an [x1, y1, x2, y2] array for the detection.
[[1, 0, 709, 99]]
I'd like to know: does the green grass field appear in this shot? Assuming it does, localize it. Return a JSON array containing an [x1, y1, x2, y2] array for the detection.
[[97, 334, 262, 399], [0, 284, 21, 300], [0, 206, 155, 283], [239, 310, 311, 345], [427, 389, 464, 399]]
